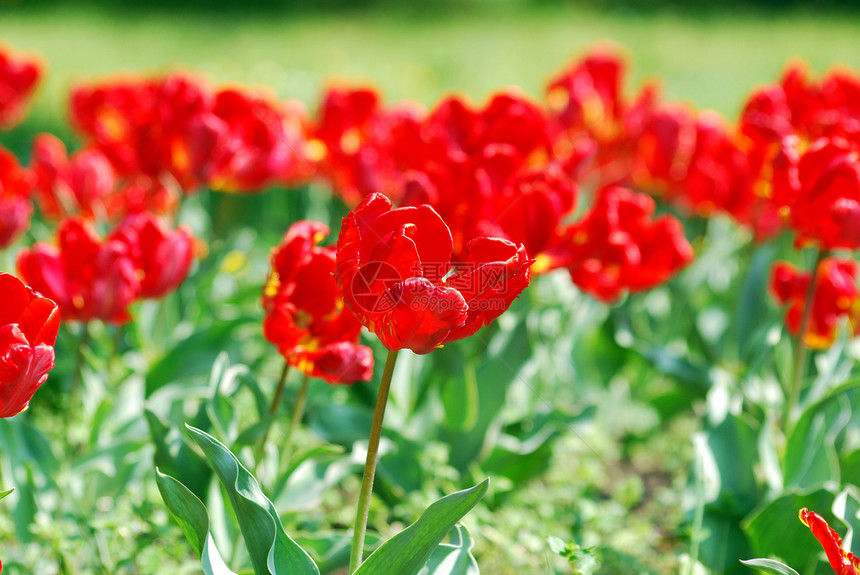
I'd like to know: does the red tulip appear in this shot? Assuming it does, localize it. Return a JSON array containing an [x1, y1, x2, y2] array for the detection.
[[492, 163, 577, 268], [307, 86, 411, 205], [263, 221, 373, 383], [0, 146, 33, 250], [799, 508, 860, 575], [111, 213, 195, 299], [0, 273, 59, 418], [549, 186, 694, 302], [335, 193, 530, 354], [770, 258, 859, 349], [30, 134, 117, 219], [70, 74, 307, 193], [546, 50, 625, 141], [790, 137, 860, 250], [17, 218, 140, 325], [0, 45, 41, 130], [740, 84, 794, 145], [680, 114, 756, 222]]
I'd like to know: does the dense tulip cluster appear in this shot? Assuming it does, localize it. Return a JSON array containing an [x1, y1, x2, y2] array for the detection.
[[4, 39, 860, 358], [29, 134, 178, 221], [799, 508, 860, 575], [308, 81, 693, 300], [262, 221, 373, 383], [741, 65, 860, 346], [0, 273, 59, 418], [17, 215, 194, 324], [70, 74, 310, 193]]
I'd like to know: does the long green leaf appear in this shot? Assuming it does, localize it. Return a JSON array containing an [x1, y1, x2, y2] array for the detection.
[[418, 524, 480, 575], [186, 425, 319, 575], [155, 469, 237, 575], [0, 488, 11, 501], [355, 479, 489, 575], [739, 558, 800, 575]]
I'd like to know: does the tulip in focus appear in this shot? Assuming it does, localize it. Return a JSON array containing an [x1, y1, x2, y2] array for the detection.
[[0, 273, 59, 418], [263, 221, 373, 383], [799, 508, 860, 575], [335, 193, 531, 354]]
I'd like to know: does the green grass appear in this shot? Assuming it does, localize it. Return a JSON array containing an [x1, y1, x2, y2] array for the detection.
[[1, 5, 859, 134]]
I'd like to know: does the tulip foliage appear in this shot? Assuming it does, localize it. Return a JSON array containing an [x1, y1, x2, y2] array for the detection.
[[0, 38, 859, 575]]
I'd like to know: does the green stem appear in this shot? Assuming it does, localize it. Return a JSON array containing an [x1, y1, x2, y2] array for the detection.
[[254, 362, 291, 464], [281, 373, 310, 469], [70, 324, 91, 408], [349, 349, 400, 574], [785, 248, 825, 431]]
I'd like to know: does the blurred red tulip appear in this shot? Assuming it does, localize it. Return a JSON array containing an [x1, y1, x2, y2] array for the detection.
[[112, 213, 195, 299], [771, 258, 859, 349], [30, 134, 117, 219], [549, 186, 694, 302], [70, 73, 308, 193], [17, 217, 140, 325], [263, 221, 373, 383], [0, 146, 34, 250], [799, 508, 860, 575], [791, 137, 860, 250], [0, 45, 42, 130], [0, 273, 59, 418]]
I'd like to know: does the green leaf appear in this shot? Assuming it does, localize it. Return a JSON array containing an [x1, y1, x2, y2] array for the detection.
[[739, 558, 800, 575], [418, 524, 480, 575], [635, 343, 712, 393], [735, 242, 778, 364], [186, 425, 319, 575], [145, 318, 253, 397], [784, 382, 859, 488], [354, 479, 489, 575], [702, 413, 761, 514], [145, 408, 212, 499], [0, 488, 12, 501], [155, 469, 237, 575], [438, 347, 479, 431], [742, 487, 835, 570], [832, 487, 860, 558], [293, 532, 381, 574], [445, 320, 532, 471]]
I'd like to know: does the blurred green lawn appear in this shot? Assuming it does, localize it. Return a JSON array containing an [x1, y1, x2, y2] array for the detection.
[[1, 4, 860, 134]]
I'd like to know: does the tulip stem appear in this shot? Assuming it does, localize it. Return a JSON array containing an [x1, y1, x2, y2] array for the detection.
[[785, 248, 825, 433], [281, 373, 310, 470], [253, 362, 291, 465], [349, 349, 399, 574], [70, 324, 90, 408]]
